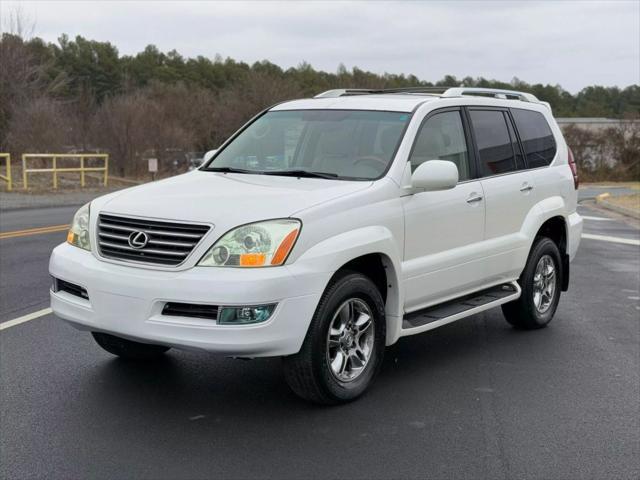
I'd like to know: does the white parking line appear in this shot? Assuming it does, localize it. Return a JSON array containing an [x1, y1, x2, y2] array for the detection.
[[581, 233, 640, 246], [581, 215, 613, 222], [0, 308, 52, 331]]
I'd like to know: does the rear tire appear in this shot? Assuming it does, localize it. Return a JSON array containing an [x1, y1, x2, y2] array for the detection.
[[283, 271, 386, 405], [92, 332, 170, 360], [502, 237, 562, 329]]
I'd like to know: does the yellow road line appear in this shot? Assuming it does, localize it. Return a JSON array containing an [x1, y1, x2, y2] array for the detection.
[[0, 224, 69, 239]]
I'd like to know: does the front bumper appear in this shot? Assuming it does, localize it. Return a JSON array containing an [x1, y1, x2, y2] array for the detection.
[[49, 243, 330, 357]]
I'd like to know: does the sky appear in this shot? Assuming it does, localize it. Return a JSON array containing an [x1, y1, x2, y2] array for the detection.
[[2, 0, 639, 93]]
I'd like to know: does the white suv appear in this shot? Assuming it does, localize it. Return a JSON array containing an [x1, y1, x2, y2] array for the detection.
[[50, 87, 582, 404]]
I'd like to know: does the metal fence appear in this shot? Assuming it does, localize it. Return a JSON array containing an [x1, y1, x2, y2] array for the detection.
[[0, 153, 11, 191], [22, 154, 109, 190]]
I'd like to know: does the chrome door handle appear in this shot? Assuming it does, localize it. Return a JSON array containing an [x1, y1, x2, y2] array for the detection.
[[466, 194, 483, 204], [520, 184, 534, 192]]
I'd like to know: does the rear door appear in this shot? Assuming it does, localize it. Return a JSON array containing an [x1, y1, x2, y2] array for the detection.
[[510, 107, 560, 204], [467, 108, 536, 284]]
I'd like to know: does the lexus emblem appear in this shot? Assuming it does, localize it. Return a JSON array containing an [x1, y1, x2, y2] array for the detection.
[[128, 231, 149, 249]]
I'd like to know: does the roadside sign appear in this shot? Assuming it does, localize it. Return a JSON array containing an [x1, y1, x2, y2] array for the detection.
[[148, 158, 158, 173]]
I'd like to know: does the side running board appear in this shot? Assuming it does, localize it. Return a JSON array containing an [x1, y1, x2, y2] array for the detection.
[[401, 282, 521, 336]]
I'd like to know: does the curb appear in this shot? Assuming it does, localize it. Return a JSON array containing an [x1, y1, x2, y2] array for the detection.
[[595, 193, 640, 219]]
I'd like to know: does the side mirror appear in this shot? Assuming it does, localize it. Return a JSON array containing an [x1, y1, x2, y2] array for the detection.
[[411, 160, 458, 191]]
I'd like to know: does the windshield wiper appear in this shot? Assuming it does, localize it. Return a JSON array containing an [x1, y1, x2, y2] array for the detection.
[[206, 167, 339, 179], [262, 170, 339, 179], [206, 166, 258, 174]]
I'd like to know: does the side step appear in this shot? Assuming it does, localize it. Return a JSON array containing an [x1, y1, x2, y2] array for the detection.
[[401, 282, 521, 336]]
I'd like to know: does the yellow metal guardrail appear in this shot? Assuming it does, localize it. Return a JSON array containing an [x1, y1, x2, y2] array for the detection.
[[0, 153, 11, 191], [22, 154, 109, 190]]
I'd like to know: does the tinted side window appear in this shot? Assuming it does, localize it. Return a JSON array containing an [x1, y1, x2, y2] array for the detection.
[[469, 110, 517, 176], [511, 109, 557, 168], [409, 111, 470, 181]]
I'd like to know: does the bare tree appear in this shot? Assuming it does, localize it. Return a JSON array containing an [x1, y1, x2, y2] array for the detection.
[[562, 120, 640, 181], [5, 96, 69, 153], [67, 84, 97, 151], [93, 91, 152, 177], [93, 83, 215, 177], [211, 71, 304, 145], [605, 120, 640, 179], [0, 8, 66, 150]]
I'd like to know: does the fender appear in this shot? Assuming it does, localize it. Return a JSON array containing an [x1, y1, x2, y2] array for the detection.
[[475, 195, 568, 279], [522, 195, 569, 250], [292, 225, 405, 344], [520, 195, 572, 290]]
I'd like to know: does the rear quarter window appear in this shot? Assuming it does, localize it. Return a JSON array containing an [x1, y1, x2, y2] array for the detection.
[[511, 109, 557, 168]]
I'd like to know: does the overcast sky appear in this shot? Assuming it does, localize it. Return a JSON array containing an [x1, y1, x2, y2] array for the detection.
[[2, 0, 639, 92]]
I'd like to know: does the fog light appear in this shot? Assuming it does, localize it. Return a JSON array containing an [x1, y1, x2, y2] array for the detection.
[[218, 304, 276, 325]]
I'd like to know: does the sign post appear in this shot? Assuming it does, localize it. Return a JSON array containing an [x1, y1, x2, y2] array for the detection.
[[148, 158, 158, 181]]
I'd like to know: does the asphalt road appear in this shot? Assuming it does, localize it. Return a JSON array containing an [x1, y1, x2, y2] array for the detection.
[[0, 198, 639, 480]]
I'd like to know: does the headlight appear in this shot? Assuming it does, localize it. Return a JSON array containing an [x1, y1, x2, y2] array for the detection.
[[66, 203, 91, 251], [198, 219, 301, 267]]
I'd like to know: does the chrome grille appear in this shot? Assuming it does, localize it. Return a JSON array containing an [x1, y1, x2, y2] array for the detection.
[[97, 214, 210, 266]]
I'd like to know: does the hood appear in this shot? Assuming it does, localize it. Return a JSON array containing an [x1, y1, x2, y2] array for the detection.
[[100, 171, 371, 226]]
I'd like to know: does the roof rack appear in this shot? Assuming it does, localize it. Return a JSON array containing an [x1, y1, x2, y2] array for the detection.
[[314, 87, 451, 98], [441, 87, 541, 103], [314, 86, 550, 110]]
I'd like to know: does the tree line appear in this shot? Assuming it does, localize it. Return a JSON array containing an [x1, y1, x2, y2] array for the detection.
[[1, 32, 638, 179]]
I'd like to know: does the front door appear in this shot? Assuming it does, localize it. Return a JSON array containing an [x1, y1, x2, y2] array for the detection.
[[402, 109, 486, 312]]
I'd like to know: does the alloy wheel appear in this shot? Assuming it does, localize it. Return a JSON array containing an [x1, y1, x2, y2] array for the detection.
[[533, 254, 556, 314], [326, 298, 375, 382]]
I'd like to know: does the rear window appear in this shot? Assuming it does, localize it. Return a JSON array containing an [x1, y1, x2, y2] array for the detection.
[[468, 110, 518, 176], [511, 109, 557, 168]]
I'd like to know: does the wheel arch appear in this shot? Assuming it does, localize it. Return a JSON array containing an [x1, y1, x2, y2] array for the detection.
[[532, 213, 570, 291], [535, 215, 568, 253], [292, 226, 405, 345], [326, 252, 403, 345]]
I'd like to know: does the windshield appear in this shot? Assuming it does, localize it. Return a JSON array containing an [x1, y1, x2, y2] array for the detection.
[[204, 110, 411, 180]]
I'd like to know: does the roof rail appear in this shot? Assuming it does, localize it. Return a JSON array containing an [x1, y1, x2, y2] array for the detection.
[[314, 87, 452, 98], [314, 89, 364, 98], [442, 87, 538, 102], [442, 87, 552, 111], [313, 86, 551, 110]]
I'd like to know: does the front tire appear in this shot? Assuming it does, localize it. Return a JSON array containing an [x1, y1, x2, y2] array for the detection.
[[502, 237, 562, 329], [92, 332, 170, 360], [283, 271, 386, 404]]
